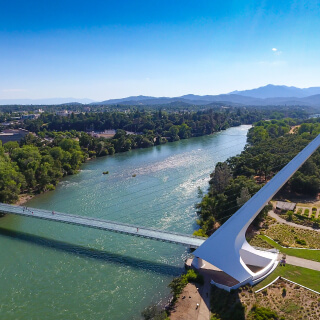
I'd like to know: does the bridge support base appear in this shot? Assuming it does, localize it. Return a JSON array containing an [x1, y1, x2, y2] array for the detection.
[[191, 257, 205, 269]]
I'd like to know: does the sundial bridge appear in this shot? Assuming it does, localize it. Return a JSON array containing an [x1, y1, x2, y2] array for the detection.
[[1, 134, 320, 291]]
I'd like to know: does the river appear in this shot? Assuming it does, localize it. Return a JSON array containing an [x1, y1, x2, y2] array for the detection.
[[0, 125, 250, 319]]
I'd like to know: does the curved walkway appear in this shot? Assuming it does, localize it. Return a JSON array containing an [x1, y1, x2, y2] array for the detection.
[[268, 210, 320, 233], [286, 255, 320, 271]]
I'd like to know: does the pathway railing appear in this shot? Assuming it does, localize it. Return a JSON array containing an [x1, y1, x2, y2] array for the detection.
[[0, 203, 206, 248]]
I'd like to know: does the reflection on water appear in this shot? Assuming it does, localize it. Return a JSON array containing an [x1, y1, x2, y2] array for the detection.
[[0, 228, 182, 277]]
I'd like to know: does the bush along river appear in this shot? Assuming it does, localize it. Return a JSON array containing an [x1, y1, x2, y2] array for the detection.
[[0, 125, 250, 319]]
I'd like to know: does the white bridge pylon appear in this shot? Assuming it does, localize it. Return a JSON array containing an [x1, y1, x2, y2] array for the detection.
[[193, 134, 320, 288]]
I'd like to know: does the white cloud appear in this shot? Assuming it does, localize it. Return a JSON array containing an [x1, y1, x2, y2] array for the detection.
[[271, 48, 282, 56]]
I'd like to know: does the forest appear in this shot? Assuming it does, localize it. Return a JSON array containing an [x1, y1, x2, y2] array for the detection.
[[0, 107, 315, 204], [195, 118, 320, 236], [21, 107, 310, 152], [0, 133, 85, 203], [1, 108, 245, 203]]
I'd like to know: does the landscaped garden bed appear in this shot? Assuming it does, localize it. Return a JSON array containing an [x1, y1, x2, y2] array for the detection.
[[210, 268, 320, 320], [252, 278, 320, 320], [262, 223, 320, 249]]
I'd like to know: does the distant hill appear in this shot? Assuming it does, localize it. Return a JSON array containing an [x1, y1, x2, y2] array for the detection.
[[92, 93, 320, 107], [98, 95, 155, 105], [91, 85, 320, 107], [92, 94, 262, 106], [2, 85, 320, 107], [230, 84, 320, 99], [0, 98, 95, 105]]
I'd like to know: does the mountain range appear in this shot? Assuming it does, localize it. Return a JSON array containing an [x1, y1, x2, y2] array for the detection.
[[1, 85, 320, 107], [0, 98, 95, 105], [93, 85, 320, 107], [230, 84, 320, 99]]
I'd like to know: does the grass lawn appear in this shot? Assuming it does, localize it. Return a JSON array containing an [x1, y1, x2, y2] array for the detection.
[[259, 235, 320, 262], [254, 264, 320, 292]]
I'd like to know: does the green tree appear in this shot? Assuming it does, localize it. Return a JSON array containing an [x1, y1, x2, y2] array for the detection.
[[209, 162, 232, 194], [236, 187, 251, 208], [169, 125, 180, 141], [3, 141, 19, 155], [0, 158, 25, 202]]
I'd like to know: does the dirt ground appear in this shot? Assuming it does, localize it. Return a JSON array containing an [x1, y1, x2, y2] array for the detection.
[[96, 133, 115, 138], [289, 125, 300, 134], [247, 279, 320, 319], [170, 278, 320, 320], [15, 194, 34, 205], [170, 283, 203, 320]]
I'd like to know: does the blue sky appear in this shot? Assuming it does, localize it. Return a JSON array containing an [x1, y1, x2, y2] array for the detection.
[[1, 0, 320, 100]]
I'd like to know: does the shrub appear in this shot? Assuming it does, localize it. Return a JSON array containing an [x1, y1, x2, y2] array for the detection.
[[295, 239, 307, 245], [45, 184, 55, 191], [88, 150, 96, 157], [193, 228, 208, 237], [141, 305, 169, 320], [184, 269, 204, 285], [249, 305, 278, 320], [168, 277, 187, 299], [282, 288, 287, 297], [168, 269, 204, 303]]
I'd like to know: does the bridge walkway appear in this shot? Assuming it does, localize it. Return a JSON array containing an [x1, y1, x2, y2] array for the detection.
[[0, 203, 205, 249]]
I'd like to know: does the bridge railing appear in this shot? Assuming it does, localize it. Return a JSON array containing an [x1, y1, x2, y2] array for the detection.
[[0, 202, 207, 240]]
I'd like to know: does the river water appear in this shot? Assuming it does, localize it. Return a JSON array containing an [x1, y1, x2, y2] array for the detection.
[[0, 125, 250, 320]]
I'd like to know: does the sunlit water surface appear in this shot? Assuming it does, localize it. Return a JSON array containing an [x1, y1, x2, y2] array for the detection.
[[0, 125, 250, 319]]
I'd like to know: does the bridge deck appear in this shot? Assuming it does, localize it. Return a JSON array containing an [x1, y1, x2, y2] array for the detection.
[[0, 203, 205, 248]]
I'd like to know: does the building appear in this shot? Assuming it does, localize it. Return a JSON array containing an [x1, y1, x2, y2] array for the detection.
[[0, 129, 29, 144], [21, 114, 39, 120], [56, 110, 71, 117], [276, 201, 296, 211]]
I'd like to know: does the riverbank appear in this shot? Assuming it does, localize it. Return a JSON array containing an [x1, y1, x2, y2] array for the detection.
[[9, 125, 245, 208], [0, 193, 35, 218], [169, 268, 211, 320], [15, 194, 36, 206], [1, 126, 250, 320], [169, 282, 204, 320]]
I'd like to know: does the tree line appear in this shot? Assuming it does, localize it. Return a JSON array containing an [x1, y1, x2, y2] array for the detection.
[[195, 118, 320, 236], [0, 109, 312, 204], [0, 133, 85, 203]]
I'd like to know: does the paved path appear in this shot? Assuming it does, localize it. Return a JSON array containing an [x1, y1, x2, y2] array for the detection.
[[268, 210, 320, 233], [197, 273, 211, 320], [0, 203, 205, 248], [286, 255, 320, 271]]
